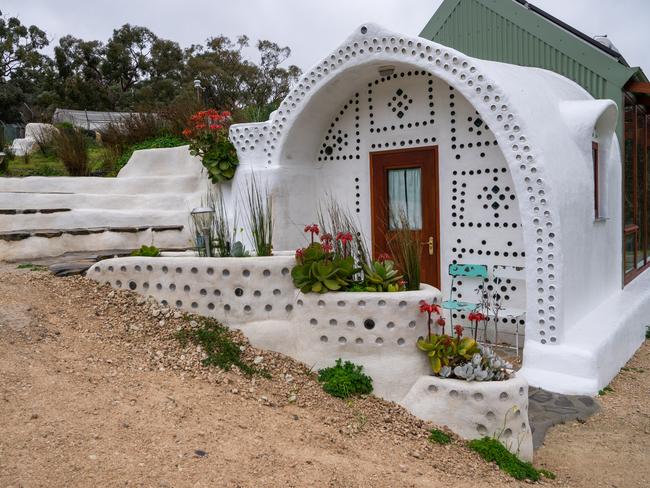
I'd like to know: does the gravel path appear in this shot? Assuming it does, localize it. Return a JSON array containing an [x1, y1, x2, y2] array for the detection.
[[0, 264, 647, 487]]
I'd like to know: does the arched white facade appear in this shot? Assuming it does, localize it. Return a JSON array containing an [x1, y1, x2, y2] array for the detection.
[[228, 24, 648, 395]]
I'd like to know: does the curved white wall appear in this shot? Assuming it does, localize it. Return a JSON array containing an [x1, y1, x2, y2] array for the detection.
[[226, 24, 644, 395]]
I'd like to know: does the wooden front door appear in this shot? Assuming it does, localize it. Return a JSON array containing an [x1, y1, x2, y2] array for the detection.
[[369, 147, 440, 288]]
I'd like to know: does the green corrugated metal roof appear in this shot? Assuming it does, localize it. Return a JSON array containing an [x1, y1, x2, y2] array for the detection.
[[419, 0, 639, 100]]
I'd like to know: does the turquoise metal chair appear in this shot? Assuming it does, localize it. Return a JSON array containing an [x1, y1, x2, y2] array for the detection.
[[441, 263, 488, 327]]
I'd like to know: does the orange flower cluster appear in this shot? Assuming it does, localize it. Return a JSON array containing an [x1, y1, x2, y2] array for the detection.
[[182, 109, 232, 138]]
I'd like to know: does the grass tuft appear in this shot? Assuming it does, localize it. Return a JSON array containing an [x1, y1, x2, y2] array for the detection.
[[428, 428, 452, 444], [175, 316, 269, 377], [598, 385, 614, 396], [16, 263, 47, 271], [468, 437, 553, 481], [317, 359, 373, 399]]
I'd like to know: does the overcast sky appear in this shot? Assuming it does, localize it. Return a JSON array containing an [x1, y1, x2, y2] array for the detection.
[[4, 0, 649, 72]]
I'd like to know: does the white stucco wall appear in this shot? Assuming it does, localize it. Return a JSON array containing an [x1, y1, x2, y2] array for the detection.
[[225, 24, 645, 395], [0, 146, 209, 260], [89, 254, 533, 460]]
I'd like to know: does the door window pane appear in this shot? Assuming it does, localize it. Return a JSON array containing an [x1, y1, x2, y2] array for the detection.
[[388, 167, 422, 229]]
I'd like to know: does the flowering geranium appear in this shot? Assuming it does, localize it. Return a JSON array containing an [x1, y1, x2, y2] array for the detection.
[[183, 109, 238, 182], [419, 300, 442, 340], [377, 252, 392, 263], [305, 224, 320, 244]]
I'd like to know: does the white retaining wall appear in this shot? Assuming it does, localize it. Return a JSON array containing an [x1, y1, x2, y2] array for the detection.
[[88, 255, 533, 459], [0, 145, 208, 260]]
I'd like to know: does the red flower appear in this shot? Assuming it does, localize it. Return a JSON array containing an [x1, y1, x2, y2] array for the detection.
[[336, 231, 353, 244], [320, 233, 333, 244], [222, 110, 231, 117], [454, 324, 463, 338], [468, 311, 487, 322], [304, 224, 319, 244], [398, 279, 406, 288], [182, 128, 192, 137], [377, 252, 392, 263], [322, 242, 333, 253], [196, 123, 206, 129], [436, 317, 446, 327], [295, 248, 304, 263]]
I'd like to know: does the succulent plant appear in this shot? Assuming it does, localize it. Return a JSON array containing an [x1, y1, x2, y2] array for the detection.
[[362, 259, 403, 292], [291, 243, 358, 293], [417, 335, 481, 374], [452, 345, 512, 381]]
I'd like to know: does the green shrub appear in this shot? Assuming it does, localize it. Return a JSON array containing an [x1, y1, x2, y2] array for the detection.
[[646, 326, 650, 339], [468, 437, 553, 481], [131, 245, 161, 257], [184, 109, 238, 182], [428, 428, 452, 444], [317, 359, 373, 398], [175, 316, 269, 377], [52, 125, 89, 176]]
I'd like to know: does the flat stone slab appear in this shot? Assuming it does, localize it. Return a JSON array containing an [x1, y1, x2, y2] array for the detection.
[[527, 386, 600, 449]]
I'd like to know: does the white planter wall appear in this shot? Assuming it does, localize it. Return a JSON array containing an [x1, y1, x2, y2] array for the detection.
[[89, 255, 532, 459], [401, 375, 533, 460]]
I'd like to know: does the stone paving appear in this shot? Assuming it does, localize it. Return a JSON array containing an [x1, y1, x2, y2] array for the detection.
[[527, 387, 600, 449]]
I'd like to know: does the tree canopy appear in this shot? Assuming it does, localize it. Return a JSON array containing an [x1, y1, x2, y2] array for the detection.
[[0, 10, 301, 123]]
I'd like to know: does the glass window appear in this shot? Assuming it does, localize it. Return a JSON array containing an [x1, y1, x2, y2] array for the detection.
[[624, 105, 635, 227], [388, 167, 422, 229], [637, 109, 647, 267], [593, 142, 600, 219]]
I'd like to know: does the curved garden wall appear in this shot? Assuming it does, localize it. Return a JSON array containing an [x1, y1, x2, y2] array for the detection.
[[89, 254, 533, 460]]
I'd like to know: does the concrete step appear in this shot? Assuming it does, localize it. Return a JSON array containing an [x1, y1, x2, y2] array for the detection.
[[0, 191, 193, 211], [0, 175, 203, 195], [0, 225, 189, 261], [0, 224, 184, 242], [0, 208, 191, 231]]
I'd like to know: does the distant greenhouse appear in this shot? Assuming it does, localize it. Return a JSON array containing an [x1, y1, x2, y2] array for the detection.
[[52, 108, 138, 132]]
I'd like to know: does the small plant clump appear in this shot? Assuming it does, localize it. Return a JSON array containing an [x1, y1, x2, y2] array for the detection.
[[468, 437, 555, 481], [417, 300, 512, 381], [598, 385, 614, 396], [645, 325, 650, 339], [317, 359, 373, 399], [131, 245, 161, 257], [428, 428, 452, 444], [183, 109, 238, 182], [16, 263, 47, 271], [175, 316, 269, 377], [292, 224, 406, 293]]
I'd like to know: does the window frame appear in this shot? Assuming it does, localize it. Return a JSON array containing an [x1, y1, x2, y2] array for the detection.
[[623, 96, 650, 285], [592, 141, 601, 220]]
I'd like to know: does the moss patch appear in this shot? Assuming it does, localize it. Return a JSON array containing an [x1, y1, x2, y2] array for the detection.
[[468, 437, 554, 481], [176, 316, 269, 378]]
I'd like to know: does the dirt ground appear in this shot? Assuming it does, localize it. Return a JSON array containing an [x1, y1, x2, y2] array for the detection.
[[0, 265, 648, 487]]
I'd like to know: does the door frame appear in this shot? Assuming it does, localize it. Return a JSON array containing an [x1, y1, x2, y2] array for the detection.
[[368, 145, 441, 288]]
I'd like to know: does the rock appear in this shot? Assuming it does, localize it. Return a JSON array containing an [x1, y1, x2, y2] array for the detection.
[[288, 394, 297, 403], [151, 309, 161, 318], [194, 449, 208, 458], [173, 312, 183, 319], [253, 356, 264, 365]]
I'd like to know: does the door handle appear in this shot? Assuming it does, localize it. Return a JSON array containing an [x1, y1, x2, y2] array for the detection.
[[428, 236, 434, 255]]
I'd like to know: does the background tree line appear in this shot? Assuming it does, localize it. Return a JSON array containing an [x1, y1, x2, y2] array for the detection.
[[0, 10, 302, 123]]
